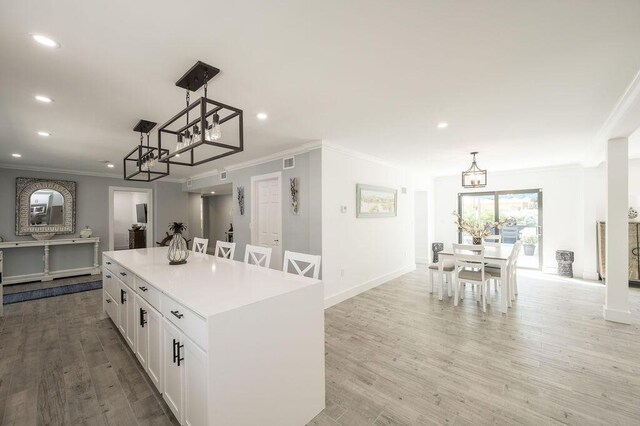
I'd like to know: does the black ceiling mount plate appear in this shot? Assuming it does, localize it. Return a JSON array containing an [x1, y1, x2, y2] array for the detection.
[[175, 61, 220, 91], [133, 119, 157, 133]]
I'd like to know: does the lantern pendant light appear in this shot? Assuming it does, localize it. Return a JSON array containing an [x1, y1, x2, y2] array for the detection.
[[461, 151, 487, 188], [123, 120, 170, 182]]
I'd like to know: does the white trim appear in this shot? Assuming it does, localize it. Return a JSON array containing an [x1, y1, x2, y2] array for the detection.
[[250, 172, 283, 269], [185, 141, 322, 181], [415, 257, 430, 265], [434, 162, 584, 181], [2, 267, 101, 285], [321, 141, 408, 171], [324, 264, 416, 309], [602, 306, 632, 324], [0, 163, 183, 183], [582, 271, 600, 281], [108, 186, 154, 251]]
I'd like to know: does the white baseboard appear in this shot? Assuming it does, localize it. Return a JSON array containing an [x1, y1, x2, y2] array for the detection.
[[603, 306, 632, 324], [324, 264, 416, 309], [415, 257, 430, 265], [583, 271, 600, 281]]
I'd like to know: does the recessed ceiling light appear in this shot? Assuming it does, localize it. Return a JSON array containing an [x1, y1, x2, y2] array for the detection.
[[31, 34, 60, 48], [12, 153, 22, 158], [257, 112, 268, 120], [437, 122, 448, 129], [37, 131, 50, 137], [35, 95, 53, 103], [107, 163, 115, 168], [210, 191, 216, 194]]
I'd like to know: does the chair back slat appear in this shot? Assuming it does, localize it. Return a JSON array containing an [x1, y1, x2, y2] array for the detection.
[[215, 241, 236, 259], [452, 243, 488, 280], [283, 250, 321, 279], [192, 237, 209, 254], [244, 244, 273, 268]]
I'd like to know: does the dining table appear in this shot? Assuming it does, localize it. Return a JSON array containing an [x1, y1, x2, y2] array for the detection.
[[437, 244, 513, 314]]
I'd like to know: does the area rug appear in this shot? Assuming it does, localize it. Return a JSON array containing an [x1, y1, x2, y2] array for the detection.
[[3, 280, 102, 304]]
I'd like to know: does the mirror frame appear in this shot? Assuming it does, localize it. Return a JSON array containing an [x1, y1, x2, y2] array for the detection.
[[15, 177, 77, 236]]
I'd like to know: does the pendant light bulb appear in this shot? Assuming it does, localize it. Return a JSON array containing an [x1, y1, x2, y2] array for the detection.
[[176, 134, 184, 151], [210, 113, 222, 141]]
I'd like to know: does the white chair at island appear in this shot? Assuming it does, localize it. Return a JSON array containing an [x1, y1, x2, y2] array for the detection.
[[215, 241, 236, 259], [283, 251, 321, 279], [244, 244, 272, 268], [192, 237, 209, 254]]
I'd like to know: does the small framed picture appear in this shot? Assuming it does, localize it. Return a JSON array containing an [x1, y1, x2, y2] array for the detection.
[[356, 184, 397, 218]]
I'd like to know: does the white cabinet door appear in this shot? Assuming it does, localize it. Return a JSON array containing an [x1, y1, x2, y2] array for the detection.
[[117, 280, 128, 337], [146, 302, 163, 393], [183, 338, 208, 426], [162, 318, 183, 423], [135, 295, 149, 368], [124, 282, 136, 351], [103, 292, 118, 324]]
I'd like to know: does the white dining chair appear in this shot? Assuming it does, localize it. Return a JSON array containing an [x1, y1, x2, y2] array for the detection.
[[283, 251, 321, 279], [453, 243, 493, 312], [192, 237, 209, 254], [215, 241, 236, 259], [486, 241, 522, 304], [427, 261, 455, 300], [244, 244, 272, 268]]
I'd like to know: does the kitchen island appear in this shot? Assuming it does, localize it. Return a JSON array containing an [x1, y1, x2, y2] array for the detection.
[[102, 247, 325, 426]]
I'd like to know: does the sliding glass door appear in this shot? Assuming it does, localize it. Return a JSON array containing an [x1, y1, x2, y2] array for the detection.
[[458, 189, 543, 269]]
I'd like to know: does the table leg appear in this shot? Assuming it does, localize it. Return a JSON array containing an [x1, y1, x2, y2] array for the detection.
[[438, 258, 444, 301]]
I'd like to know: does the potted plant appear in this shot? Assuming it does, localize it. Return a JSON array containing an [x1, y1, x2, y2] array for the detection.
[[523, 235, 538, 256], [452, 212, 513, 245], [167, 222, 189, 265]]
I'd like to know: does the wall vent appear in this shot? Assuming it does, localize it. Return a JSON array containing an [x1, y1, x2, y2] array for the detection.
[[220, 170, 228, 180], [186, 179, 193, 188], [283, 156, 295, 170]]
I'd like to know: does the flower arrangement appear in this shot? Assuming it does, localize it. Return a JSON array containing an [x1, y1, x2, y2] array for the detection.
[[452, 211, 513, 242]]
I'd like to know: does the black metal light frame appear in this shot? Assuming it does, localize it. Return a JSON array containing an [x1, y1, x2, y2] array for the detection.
[[461, 151, 487, 188], [123, 120, 170, 182], [158, 61, 244, 167]]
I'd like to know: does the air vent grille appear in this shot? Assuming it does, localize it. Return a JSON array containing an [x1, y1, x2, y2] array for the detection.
[[283, 157, 295, 170], [220, 171, 228, 180]]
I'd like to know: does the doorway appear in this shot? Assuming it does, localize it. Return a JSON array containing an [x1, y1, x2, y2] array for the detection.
[[108, 187, 153, 251], [251, 172, 282, 269], [201, 183, 233, 254], [458, 189, 543, 269]]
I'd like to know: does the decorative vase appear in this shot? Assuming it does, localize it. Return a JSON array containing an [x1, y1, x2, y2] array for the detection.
[[80, 226, 93, 238], [472, 237, 482, 245], [167, 232, 189, 265], [629, 207, 638, 220]]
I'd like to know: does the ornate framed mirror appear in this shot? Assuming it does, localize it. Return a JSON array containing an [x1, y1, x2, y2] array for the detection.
[[15, 178, 76, 237]]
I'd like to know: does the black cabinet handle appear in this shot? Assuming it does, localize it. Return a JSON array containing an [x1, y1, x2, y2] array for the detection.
[[106, 261, 112, 265], [139, 308, 147, 327], [106, 275, 112, 279], [121, 289, 126, 304], [120, 272, 127, 276], [170, 310, 184, 319], [105, 299, 111, 304], [172, 339, 178, 364], [177, 343, 184, 366], [139, 286, 148, 292]]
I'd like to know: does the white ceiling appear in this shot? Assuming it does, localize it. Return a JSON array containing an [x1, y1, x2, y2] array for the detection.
[[1, 0, 640, 179]]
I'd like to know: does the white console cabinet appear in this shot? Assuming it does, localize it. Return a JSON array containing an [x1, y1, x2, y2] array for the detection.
[[102, 247, 325, 426]]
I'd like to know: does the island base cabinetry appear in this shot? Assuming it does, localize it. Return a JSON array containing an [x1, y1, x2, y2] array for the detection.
[[162, 318, 207, 425]]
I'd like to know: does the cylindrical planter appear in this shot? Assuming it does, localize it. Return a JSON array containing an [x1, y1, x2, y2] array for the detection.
[[432, 242, 444, 263], [167, 233, 189, 265], [556, 250, 574, 278], [472, 237, 482, 245], [524, 245, 536, 256]]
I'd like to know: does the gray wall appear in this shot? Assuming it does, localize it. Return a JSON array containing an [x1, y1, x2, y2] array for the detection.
[[184, 149, 322, 264], [187, 192, 203, 240], [205, 194, 233, 247], [0, 167, 188, 278]]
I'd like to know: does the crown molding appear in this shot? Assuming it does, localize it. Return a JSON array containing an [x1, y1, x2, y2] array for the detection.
[[184, 140, 322, 182], [320, 141, 408, 171], [0, 163, 184, 183], [433, 162, 585, 181]]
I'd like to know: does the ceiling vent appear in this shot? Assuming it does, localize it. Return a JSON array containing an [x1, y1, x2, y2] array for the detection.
[[220, 170, 228, 180], [283, 156, 295, 170], [186, 179, 193, 188]]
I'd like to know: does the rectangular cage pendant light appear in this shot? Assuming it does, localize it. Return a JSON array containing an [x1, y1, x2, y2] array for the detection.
[[123, 120, 170, 182], [461, 151, 487, 188], [158, 61, 244, 167]]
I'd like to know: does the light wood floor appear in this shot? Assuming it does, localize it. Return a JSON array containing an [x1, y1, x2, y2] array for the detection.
[[0, 269, 638, 425]]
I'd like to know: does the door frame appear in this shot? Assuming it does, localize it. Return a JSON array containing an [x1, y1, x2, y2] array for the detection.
[[457, 188, 543, 270], [250, 171, 282, 268], [108, 186, 154, 251]]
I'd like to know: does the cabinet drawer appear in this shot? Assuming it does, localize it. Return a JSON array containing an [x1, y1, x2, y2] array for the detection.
[[103, 271, 118, 300], [161, 295, 207, 351], [136, 278, 161, 311], [103, 256, 117, 273], [116, 264, 135, 288], [104, 293, 118, 324]]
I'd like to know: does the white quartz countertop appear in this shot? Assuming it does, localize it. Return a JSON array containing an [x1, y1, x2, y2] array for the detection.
[[103, 247, 322, 318]]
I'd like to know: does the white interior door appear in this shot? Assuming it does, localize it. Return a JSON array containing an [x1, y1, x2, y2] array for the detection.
[[252, 173, 282, 269]]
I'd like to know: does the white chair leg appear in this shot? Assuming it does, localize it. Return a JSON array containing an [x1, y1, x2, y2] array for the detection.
[[447, 273, 452, 297], [481, 284, 487, 313], [486, 281, 491, 305], [438, 271, 444, 301], [428, 270, 433, 294], [454, 281, 460, 306], [460, 283, 465, 300]]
